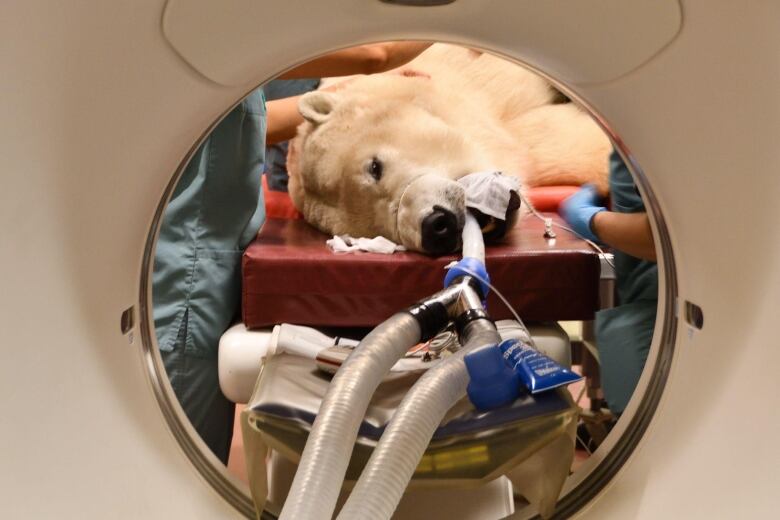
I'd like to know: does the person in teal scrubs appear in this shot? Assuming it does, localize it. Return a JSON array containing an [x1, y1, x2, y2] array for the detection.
[[560, 150, 658, 415], [153, 88, 267, 463], [153, 42, 431, 463]]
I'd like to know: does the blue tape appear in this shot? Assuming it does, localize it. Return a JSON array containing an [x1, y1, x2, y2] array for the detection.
[[464, 344, 520, 411]]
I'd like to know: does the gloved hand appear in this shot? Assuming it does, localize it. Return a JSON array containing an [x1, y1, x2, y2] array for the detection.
[[559, 184, 606, 243]]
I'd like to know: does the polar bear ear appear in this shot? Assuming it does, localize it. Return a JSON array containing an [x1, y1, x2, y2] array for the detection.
[[299, 91, 339, 125]]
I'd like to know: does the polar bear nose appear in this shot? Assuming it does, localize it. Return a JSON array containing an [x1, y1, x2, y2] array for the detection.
[[421, 205, 459, 255]]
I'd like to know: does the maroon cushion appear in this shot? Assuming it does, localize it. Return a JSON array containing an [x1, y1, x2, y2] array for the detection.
[[242, 216, 599, 328]]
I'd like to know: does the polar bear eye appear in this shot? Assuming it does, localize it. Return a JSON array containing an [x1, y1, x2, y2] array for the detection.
[[367, 158, 383, 181]]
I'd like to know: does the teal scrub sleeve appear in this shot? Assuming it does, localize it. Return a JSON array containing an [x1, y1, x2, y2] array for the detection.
[[153, 88, 267, 358]]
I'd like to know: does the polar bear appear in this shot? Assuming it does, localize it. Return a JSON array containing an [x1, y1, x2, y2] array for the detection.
[[287, 44, 611, 255]]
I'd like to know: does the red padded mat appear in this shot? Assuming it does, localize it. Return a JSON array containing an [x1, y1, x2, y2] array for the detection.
[[528, 185, 580, 212], [242, 216, 599, 328]]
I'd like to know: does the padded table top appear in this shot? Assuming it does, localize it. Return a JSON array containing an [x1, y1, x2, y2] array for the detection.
[[242, 215, 599, 328]]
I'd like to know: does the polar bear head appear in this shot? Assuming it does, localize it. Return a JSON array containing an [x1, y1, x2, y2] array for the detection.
[[287, 74, 518, 255]]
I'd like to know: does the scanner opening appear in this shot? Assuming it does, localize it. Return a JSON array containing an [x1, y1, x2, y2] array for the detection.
[[138, 41, 677, 519]]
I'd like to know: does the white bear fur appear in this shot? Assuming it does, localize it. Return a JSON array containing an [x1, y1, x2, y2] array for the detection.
[[287, 44, 611, 253]]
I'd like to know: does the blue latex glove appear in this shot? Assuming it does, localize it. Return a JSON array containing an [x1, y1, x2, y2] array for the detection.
[[559, 184, 606, 243]]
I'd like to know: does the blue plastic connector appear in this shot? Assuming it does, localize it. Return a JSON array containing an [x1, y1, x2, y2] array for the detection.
[[464, 344, 520, 411], [444, 257, 490, 298]]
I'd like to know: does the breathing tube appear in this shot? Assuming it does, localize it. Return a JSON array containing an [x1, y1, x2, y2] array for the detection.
[[336, 212, 496, 520], [461, 211, 485, 262], [279, 296, 460, 520], [336, 318, 500, 520], [280, 209, 495, 520]]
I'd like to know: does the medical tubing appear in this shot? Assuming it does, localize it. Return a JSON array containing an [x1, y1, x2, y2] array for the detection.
[[278, 313, 422, 520], [336, 319, 501, 520], [461, 211, 485, 262]]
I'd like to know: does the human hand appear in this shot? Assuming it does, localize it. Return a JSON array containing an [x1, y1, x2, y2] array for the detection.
[[559, 184, 606, 242]]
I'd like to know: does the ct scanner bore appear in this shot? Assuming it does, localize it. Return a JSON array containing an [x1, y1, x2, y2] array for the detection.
[[3, 1, 779, 519], [140, 46, 676, 520]]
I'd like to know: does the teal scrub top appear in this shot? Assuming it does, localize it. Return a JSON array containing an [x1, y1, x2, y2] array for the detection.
[[153, 88, 266, 359], [595, 150, 658, 414]]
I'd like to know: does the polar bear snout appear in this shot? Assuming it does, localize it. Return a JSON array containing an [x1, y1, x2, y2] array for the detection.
[[421, 205, 460, 255], [396, 174, 465, 255]]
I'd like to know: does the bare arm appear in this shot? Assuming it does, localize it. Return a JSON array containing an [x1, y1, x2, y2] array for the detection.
[[265, 78, 357, 144], [592, 211, 657, 262], [279, 41, 431, 79], [265, 95, 305, 145], [267, 43, 430, 144]]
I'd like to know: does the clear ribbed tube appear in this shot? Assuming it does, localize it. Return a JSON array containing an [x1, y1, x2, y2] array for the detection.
[[336, 319, 501, 520], [278, 312, 421, 520], [461, 211, 485, 262]]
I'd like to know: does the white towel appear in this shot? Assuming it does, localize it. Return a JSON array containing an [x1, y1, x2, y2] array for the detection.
[[327, 235, 406, 254]]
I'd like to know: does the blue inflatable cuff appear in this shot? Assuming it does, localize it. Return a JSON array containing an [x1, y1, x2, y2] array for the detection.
[[444, 257, 490, 297], [464, 344, 520, 411]]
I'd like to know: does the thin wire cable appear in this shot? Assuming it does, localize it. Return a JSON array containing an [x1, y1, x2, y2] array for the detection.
[[515, 190, 616, 270], [575, 382, 586, 406], [576, 428, 593, 456]]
